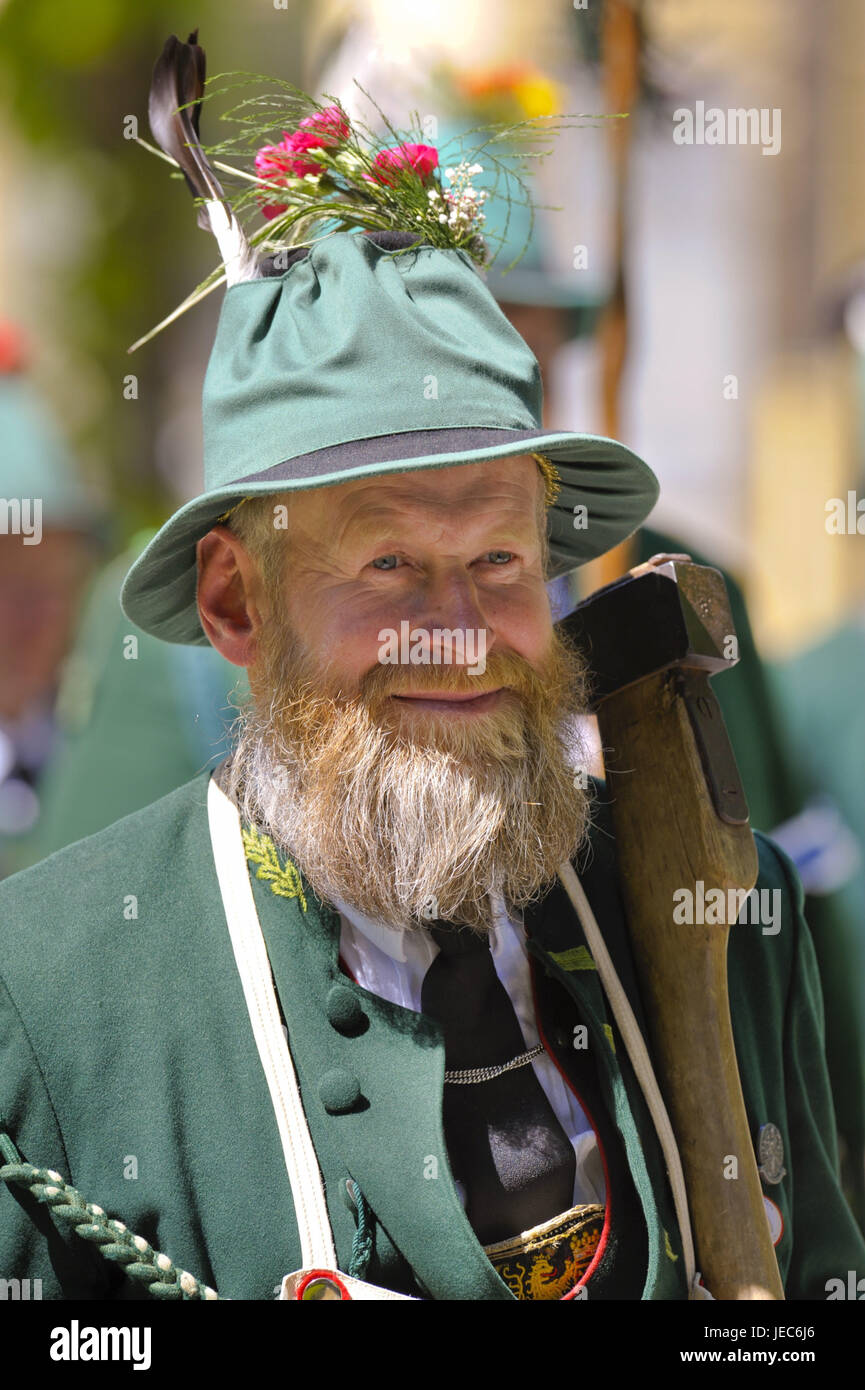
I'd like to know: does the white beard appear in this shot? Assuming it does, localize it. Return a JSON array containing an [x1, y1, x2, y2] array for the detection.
[[225, 634, 594, 933]]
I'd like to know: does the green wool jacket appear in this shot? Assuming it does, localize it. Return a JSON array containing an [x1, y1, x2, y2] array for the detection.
[[0, 770, 862, 1300]]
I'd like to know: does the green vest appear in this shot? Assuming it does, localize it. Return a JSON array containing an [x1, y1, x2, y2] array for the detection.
[[0, 771, 862, 1299]]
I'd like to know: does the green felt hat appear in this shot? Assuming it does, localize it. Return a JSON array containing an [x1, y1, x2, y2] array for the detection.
[[121, 229, 657, 644]]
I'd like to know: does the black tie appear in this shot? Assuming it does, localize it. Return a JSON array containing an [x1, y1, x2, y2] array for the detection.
[[421, 920, 576, 1245]]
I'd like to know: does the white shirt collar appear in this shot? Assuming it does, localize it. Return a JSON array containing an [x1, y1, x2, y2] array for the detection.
[[328, 889, 522, 967], [327, 891, 415, 962]]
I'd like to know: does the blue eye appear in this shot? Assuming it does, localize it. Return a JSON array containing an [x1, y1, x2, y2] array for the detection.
[[371, 554, 400, 570], [485, 551, 513, 564]]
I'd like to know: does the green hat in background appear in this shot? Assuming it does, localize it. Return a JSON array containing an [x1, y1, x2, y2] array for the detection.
[[120, 32, 658, 646], [0, 335, 99, 537], [433, 120, 602, 332]]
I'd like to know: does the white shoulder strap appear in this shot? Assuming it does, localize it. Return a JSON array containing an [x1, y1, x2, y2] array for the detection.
[[207, 775, 337, 1270], [556, 861, 712, 1301]]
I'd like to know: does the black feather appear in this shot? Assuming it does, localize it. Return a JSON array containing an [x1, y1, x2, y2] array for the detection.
[[148, 30, 224, 231]]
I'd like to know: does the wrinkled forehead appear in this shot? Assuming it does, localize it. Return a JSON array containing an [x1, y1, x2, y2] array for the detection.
[[283, 454, 547, 539]]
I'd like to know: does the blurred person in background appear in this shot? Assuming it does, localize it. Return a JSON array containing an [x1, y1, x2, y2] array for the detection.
[[24, 526, 245, 863], [0, 323, 102, 878], [0, 316, 243, 874]]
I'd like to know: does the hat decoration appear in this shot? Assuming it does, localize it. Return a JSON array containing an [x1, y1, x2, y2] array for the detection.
[[130, 29, 583, 352]]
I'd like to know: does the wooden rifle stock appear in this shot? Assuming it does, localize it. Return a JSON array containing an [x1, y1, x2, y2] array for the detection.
[[563, 559, 784, 1300]]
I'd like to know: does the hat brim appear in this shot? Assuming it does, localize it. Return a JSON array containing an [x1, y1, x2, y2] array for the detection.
[[120, 427, 658, 644]]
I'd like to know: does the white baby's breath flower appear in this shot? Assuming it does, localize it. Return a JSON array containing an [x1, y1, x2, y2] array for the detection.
[[467, 163, 483, 176]]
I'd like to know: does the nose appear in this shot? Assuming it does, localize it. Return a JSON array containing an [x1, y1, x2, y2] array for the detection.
[[411, 563, 494, 661]]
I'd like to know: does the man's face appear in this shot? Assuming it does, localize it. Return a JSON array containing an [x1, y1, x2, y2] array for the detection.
[[265, 454, 553, 709], [220, 455, 593, 932]]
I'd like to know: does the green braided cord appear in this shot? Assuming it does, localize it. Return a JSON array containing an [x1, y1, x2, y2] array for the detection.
[[0, 1131, 23, 1165], [0, 1133, 219, 1301], [348, 1183, 373, 1281]]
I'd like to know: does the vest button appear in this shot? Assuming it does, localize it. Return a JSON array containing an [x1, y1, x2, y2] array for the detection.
[[319, 1068, 362, 1114], [326, 984, 366, 1034]]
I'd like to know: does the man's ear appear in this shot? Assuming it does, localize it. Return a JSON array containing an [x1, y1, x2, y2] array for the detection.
[[196, 526, 267, 668]]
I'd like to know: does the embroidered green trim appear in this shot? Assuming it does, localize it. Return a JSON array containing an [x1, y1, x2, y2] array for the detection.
[[242, 824, 308, 912], [548, 945, 596, 972]]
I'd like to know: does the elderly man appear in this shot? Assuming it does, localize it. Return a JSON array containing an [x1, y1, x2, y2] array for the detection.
[[1, 33, 863, 1300], [0, 240, 862, 1300]]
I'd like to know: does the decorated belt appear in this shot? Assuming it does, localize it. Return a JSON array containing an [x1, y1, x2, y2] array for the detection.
[[483, 1203, 605, 1301]]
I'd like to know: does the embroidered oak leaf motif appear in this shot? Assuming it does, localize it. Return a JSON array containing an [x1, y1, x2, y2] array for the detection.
[[242, 825, 308, 912], [548, 946, 596, 972]]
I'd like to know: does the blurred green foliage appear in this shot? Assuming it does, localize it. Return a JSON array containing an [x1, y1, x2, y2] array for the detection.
[[0, 0, 305, 544]]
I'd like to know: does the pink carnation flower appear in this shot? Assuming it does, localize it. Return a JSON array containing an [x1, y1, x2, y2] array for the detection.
[[255, 106, 351, 219], [298, 104, 351, 142], [281, 129, 329, 178], [254, 144, 292, 179], [363, 143, 439, 186], [259, 199, 289, 222], [254, 141, 293, 219]]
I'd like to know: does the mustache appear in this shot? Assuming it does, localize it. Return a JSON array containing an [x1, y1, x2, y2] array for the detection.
[[357, 646, 548, 706]]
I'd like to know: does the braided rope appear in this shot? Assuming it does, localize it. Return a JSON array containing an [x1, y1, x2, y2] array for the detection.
[[348, 1184, 373, 1281], [0, 1134, 219, 1300]]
